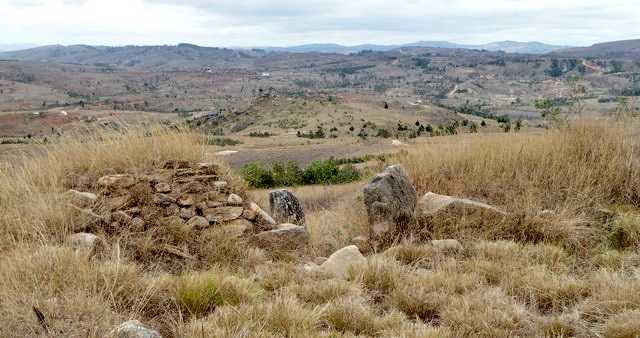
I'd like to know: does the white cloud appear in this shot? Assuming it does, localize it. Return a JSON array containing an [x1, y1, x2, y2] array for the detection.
[[0, 0, 638, 47]]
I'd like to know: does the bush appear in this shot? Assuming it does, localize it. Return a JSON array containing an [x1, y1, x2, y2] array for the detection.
[[206, 137, 242, 146], [249, 131, 273, 138], [242, 158, 362, 188]]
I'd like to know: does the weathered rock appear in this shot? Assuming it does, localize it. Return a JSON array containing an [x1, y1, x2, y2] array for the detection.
[[175, 168, 196, 177], [177, 195, 195, 207], [197, 162, 219, 175], [160, 216, 184, 227], [154, 183, 171, 193], [154, 193, 176, 206], [74, 206, 105, 224], [181, 181, 205, 193], [417, 192, 506, 219], [106, 194, 130, 211], [319, 245, 366, 279], [110, 211, 132, 224], [206, 201, 225, 208], [98, 174, 136, 190], [269, 189, 305, 225], [251, 224, 309, 251], [244, 202, 277, 226], [66, 189, 97, 207], [107, 320, 161, 338], [351, 235, 373, 255], [186, 216, 209, 229], [227, 193, 243, 205], [204, 206, 243, 223], [214, 181, 228, 190], [363, 165, 416, 242], [179, 208, 195, 220], [430, 239, 463, 252], [66, 232, 103, 255], [131, 217, 145, 231], [163, 160, 190, 169]]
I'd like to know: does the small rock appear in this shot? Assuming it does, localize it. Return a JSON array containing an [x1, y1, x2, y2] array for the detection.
[[430, 239, 463, 252], [106, 194, 130, 211], [110, 211, 132, 224], [130, 217, 145, 231], [207, 201, 224, 208], [160, 216, 184, 227], [154, 183, 171, 193], [154, 193, 176, 206], [204, 206, 244, 223], [181, 181, 205, 193], [251, 224, 309, 251], [163, 160, 190, 169], [175, 168, 196, 177], [319, 245, 366, 279], [107, 320, 161, 338], [269, 189, 305, 225], [186, 216, 209, 229], [197, 162, 219, 175], [177, 195, 195, 207], [245, 202, 277, 226], [66, 232, 103, 255], [214, 181, 228, 190], [206, 191, 223, 201], [66, 189, 97, 207], [180, 208, 195, 219], [227, 193, 243, 205], [97, 174, 136, 190]]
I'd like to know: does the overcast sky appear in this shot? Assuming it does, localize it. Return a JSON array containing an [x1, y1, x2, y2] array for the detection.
[[0, 0, 639, 47]]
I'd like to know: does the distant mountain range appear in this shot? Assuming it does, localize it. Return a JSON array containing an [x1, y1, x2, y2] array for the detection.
[[2, 39, 639, 70], [550, 39, 640, 59], [0, 43, 38, 53], [261, 41, 572, 54]]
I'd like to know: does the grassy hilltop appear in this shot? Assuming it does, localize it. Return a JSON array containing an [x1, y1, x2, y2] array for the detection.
[[1, 119, 640, 337]]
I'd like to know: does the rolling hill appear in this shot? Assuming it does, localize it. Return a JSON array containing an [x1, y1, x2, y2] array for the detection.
[[551, 39, 640, 59]]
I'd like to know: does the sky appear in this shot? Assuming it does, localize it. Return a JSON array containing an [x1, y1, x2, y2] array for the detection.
[[0, 0, 639, 47]]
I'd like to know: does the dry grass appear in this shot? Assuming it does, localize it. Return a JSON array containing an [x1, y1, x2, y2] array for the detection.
[[0, 128, 203, 249], [3, 120, 640, 337]]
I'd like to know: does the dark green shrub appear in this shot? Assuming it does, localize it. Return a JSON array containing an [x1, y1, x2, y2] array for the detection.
[[207, 137, 242, 146], [242, 158, 362, 188]]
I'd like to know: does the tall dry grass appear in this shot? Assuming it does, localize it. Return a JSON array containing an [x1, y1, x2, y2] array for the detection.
[[3, 120, 640, 337], [0, 128, 204, 249], [405, 121, 640, 211]]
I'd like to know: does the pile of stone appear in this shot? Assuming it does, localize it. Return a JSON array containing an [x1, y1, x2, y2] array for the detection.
[[65, 160, 309, 259]]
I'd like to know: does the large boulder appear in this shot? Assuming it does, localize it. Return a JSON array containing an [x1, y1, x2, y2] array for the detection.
[[319, 245, 366, 279], [417, 192, 506, 219], [363, 165, 417, 243], [269, 189, 305, 226], [251, 224, 308, 251], [107, 320, 161, 338]]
